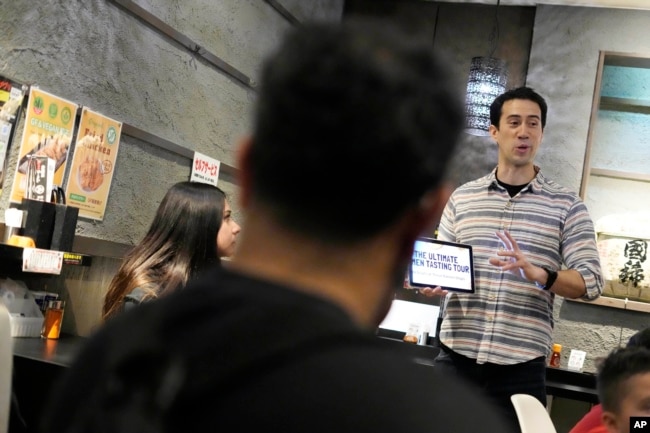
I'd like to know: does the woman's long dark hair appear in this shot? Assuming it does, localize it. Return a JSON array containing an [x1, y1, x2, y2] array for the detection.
[[102, 182, 226, 320]]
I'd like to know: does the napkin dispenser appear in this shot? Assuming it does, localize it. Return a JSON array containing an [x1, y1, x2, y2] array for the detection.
[[19, 198, 78, 251], [51, 204, 79, 252]]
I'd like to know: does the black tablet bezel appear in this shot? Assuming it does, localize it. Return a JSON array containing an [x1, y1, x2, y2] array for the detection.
[[408, 237, 475, 293]]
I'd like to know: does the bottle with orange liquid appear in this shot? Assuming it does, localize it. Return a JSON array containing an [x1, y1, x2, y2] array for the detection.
[[41, 300, 65, 339], [403, 323, 419, 344], [549, 343, 562, 368]]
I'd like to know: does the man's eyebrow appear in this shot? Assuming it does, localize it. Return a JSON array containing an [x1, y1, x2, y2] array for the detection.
[[506, 114, 540, 120]]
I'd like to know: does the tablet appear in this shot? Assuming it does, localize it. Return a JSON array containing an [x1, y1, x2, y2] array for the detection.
[[409, 237, 475, 293]]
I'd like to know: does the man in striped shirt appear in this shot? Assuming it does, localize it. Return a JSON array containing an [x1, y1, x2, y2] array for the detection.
[[425, 86, 603, 428]]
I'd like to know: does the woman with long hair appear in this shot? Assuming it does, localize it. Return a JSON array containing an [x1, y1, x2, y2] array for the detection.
[[102, 181, 240, 320]]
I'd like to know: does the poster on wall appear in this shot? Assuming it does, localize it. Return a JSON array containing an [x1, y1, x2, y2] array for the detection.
[[0, 75, 28, 193], [9, 87, 78, 203], [64, 107, 122, 221]]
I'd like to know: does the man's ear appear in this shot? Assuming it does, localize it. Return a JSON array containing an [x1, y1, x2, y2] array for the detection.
[[393, 183, 453, 267], [235, 135, 253, 209], [402, 183, 453, 245], [418, 183, 453, 232], [489, 124, 499, 144], [601, 410, 619, 433]]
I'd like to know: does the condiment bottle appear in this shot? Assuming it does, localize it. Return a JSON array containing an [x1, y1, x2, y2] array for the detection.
[[418, 328, 430, 346], [41, 300, 65, 339], [549, 343, 562, 368], [403, 323, 419, 344]]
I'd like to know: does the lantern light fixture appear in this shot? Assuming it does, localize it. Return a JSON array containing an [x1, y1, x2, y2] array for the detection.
[[464, 0, 508, 136]]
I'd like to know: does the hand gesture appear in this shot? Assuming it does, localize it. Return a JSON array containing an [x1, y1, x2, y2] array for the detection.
[[489, 230, 537, 282]]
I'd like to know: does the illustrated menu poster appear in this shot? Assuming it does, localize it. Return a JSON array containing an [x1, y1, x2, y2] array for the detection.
[[0, 76, 27, 192], [10, 87, 78, 203], [65, 107, 122, 221]]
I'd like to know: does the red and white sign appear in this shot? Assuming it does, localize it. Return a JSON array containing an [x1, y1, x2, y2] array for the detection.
[[22, 248, 64, 275], [191, 151, 220, 186]]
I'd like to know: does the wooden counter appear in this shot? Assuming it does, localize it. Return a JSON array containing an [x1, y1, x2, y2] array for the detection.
[[11, 335, 85, 433], [13, 334, 598, 404], [377, 336, 598, 404], [10, 334, 597, 432], [12, 334, 85, 367]]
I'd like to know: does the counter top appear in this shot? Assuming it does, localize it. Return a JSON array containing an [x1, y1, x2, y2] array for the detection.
[[378, 336, 598, 403], [14, 334, 434, 369], [12, 333, 598, 404], [11, 335, 86, 432], [546, 364, 598, 403], [377, 335, 438, 365], [12, 334, 85, 367]]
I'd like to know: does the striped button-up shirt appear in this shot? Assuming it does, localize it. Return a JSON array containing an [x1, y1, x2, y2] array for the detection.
[[438, 167, 603, 365]]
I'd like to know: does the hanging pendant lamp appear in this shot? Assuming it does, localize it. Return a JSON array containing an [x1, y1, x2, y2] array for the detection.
[[465, 57, 508, 136], [464, 0, 508, 136]]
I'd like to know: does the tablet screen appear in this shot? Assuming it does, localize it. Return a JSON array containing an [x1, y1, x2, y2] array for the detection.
[[409, 237, 475, 293]]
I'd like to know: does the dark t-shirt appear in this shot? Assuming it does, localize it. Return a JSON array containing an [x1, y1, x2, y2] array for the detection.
[[41, 267, 514, 433]]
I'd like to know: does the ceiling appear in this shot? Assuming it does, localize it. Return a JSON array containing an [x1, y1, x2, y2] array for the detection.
[[433, 0, 650, 10]]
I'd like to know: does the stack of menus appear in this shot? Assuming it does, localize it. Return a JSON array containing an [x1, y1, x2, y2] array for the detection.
[[0, 75, 27, 193]]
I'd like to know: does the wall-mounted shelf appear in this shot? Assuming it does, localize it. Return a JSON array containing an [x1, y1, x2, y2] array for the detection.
[[599, 96, 650, 114], [590, 168, 650, 183], [568, 296, 650, 313], [603, 53, 650, 69], [0, 243, 92, 275], [109, 0, 255, 89], [598, 230, 650, 239]]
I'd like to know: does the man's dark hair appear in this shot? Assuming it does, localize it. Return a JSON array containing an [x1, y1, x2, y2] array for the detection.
[[627, 327, 650, 349], [489, 86, 548, 130], [596, 346, 650, 413], [248, 19, 463, 242]]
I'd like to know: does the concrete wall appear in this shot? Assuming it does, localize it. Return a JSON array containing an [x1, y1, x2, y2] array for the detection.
[[528, 5, 650, 373], [0, 0, 343, 335], [0, 0, 341, 245], [1, 1, 246, 244]]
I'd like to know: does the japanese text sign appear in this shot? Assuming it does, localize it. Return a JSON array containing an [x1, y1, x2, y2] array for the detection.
[[191, 151, 220, 186]]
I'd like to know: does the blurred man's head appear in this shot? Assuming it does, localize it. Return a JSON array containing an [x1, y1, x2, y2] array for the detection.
[[626, 328, 650, 349], [241, 19, 463, 244], [234, 20, 464, 327]]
